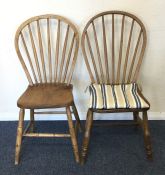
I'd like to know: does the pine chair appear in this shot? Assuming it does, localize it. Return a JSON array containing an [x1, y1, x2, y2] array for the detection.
[[14, 14, 82, 164], [81, 11, 152, 164]]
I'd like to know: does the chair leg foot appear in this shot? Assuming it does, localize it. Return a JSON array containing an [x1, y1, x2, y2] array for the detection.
[[80, 157, 85, 165], [66, 106, 80, 163], [15, 109, 25, 165], [81, 109, 93, 164], [142, 111, 153, 160], [72, 103, 83, 133]]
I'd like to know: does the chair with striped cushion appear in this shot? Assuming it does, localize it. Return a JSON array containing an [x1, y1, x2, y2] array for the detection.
[[81, 11, 152, 164], [89, 83, 149, 109]]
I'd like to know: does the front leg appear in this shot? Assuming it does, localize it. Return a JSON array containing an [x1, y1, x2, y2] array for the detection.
[[81, 109, 93, 165], [142, 111, 153, 160], [15, 108, 25, 165], [66, 106, 80, 163]]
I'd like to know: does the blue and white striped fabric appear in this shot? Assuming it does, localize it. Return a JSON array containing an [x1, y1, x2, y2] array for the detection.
[[89, 83, 149, 109]]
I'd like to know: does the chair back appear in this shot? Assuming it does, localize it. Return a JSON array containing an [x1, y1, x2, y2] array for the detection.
[[81, 11, 147, 84], [15, 14, 79, 85]]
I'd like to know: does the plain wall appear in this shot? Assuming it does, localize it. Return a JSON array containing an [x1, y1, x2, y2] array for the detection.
[[0, 0, 165, 120]]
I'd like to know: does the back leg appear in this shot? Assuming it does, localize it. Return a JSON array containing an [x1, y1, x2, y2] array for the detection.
[[72, 103, 83, 133], [133, 111, 139, 130], [133, 111, 138, 123], [29, 109, 35, 133]]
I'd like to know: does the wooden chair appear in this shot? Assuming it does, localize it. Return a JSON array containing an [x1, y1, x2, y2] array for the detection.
[[14, 14, 82, 164], [81, 11, 152, 164]]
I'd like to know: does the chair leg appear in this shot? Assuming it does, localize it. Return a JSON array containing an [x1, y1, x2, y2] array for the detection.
[[29, 109, 35, 133], [133, 111, 138, 123], [142, 111, 153, 160], [72, 103, 83, 133], [81, 109, 93, 165], [66, 106, 80, 163], [133, 111, 139, 130], [15, 109, 25, 165]]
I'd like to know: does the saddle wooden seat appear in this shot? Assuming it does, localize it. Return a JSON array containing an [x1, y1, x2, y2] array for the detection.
[[17, 84, 73, 109]]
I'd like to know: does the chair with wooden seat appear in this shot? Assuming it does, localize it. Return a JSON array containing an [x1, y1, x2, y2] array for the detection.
[[14, 14, 82, 164], [81, 11, 152, 164]]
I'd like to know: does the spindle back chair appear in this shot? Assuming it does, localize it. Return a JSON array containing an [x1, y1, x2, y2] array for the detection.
[[15, 14, 82, 165], [81, 11, 152, 164], [15, 14, 79, 85], [81, 11, 146, 84]]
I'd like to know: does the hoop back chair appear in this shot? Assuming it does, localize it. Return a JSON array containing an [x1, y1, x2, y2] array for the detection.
[[15, 14, 82, 164], [81, 11, 152, 163]]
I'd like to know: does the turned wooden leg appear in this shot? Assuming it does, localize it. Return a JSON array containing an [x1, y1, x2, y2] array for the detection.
[[81, 109, 93, 165], [66, 106, 80, 163], [72, 103, 83, 134], [133, 111, 138, 123], [29, 109, 35, 133], [15, 109, 25, 165], [142, 111, 153, 160], [133, 111, 139, 130]]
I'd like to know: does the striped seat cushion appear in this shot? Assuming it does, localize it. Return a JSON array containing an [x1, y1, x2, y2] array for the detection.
[[89, 83, 149, 109]]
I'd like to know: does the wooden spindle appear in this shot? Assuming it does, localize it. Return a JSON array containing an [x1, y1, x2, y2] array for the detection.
[[37, 20, 47, 83], [86, 31, 100, 83], [20, 32, 38, 84], [133, 31, 147, 82], [28, 24, 42, 83], [116, 15, 125, 84], [54, 20, 60, 82], [67, 35, 79, 85], [122, 19, 134, 83], [102, 16, 110, 84], [47, 18, 52, 83], [92, 21, 104, 83], [63, 33, 75, 82], [59, 25, 70, 82], [112, 14, 115, 83], [127, 30, 142, 83], [16, 34, 33, 85], [81, 33, 95, 83]]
